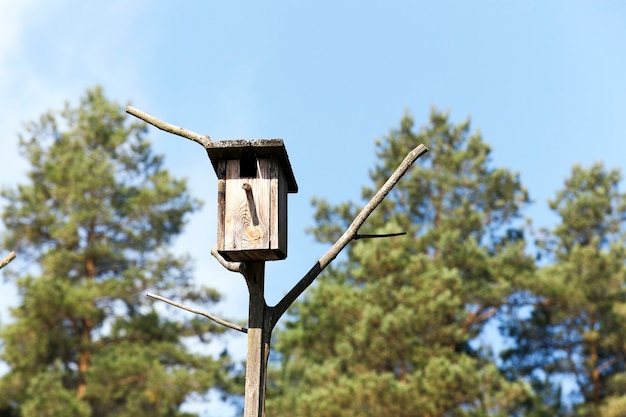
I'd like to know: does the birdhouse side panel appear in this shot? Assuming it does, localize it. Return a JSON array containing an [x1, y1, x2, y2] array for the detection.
[[217, 175, 226, 252], [270, 161, 288, 257]]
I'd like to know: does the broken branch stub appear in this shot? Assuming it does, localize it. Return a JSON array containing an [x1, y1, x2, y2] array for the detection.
[[126, 106, 212, 148], [0, 251, 16, 270]]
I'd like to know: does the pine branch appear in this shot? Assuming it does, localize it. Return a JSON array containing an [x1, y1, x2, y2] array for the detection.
[[146, 292, 247, 333], [126, 106, 212, 148], [270, 143, 429, 327], [0, 251, 16, 270]]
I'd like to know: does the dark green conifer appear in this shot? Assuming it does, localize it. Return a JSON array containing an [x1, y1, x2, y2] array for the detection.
[[503, 163, 626, 417], [267, 109, 533, 416], [0, 87, 233, 416]]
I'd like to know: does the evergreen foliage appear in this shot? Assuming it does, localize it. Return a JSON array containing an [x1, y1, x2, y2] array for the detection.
[[3, 93, 626, 416], [267, 109, 534, 416], [503, 163, 626, 417], [0, 87, 233, 416]]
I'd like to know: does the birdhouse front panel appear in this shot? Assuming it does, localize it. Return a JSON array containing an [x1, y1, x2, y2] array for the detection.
[[217, 158, 287, 261]]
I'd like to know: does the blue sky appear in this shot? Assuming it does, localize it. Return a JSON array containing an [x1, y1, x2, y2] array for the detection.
[[1, 1, 625, 414]]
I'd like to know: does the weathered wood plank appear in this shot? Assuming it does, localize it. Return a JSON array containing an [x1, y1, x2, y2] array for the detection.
[[224, 160, 268, 251], [266, 160, 279, 253], [276, 163, 287, 257], [216, 159, 227, 252]]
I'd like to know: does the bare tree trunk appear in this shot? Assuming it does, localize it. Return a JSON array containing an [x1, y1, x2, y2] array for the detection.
[[243, 262, 271, 417], [77, 317, 93, 399], [589, 312, 601, 407], [77, 251, 96, 399]]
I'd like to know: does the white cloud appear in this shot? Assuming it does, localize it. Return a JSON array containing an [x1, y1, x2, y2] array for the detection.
[[0, 0, 40, 186], [0, 1, 253, 346], [0, 1, 36, 59]]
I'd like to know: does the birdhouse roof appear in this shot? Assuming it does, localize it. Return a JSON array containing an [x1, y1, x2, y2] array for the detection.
[[206, 139, 298, 193]]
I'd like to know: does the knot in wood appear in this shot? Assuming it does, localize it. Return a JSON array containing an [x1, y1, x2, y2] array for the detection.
[[245, 224, 264, 243]]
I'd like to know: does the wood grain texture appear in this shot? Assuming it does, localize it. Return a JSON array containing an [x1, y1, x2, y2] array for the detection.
[[227, 159, 269, 250]]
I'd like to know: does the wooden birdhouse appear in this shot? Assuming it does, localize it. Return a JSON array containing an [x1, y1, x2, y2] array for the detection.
[[207, 139, 298, 262]]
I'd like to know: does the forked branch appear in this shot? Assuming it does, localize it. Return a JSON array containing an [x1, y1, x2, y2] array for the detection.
[[0, 251, 16, 270], [126, 106, 212, 148], [146, 292, 247, 333], [270, 143, 428, 327]]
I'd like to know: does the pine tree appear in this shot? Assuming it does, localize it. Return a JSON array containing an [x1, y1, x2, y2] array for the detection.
[[0, 87, 233, 417], [502, 163, 626, 417], [266, 109, 533, 416]]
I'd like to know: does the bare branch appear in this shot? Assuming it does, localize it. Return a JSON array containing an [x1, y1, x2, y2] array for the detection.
[[146, 292, 247, 333], [270, 143, 429, 326], [597, 356, 621, 374], [354, 232, 407, 240], [476, 306, 497, 323], [126, 106, 212, 148], [211, 247, 242, 273], [0, 251, 16, 270]]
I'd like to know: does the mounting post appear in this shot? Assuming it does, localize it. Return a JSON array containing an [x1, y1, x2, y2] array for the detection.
[[243, 262, 271, 417]]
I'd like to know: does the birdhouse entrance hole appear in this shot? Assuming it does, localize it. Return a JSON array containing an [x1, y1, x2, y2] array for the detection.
[[240, 155, 258, 178]]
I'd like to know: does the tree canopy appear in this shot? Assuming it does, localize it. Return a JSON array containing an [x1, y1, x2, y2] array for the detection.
[[502, 162, 626, 417], [0, 87, 234, 417], [266, 109, 626, 417], [267, 109, 534, 416], [2, 93, 626, 416]]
